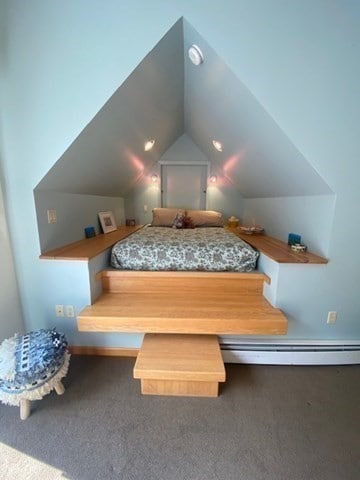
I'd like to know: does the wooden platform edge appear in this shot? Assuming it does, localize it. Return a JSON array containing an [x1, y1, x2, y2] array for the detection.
[[227, 227, 328, 264], [39, 225, 143, 261], [96, 269, 271, 284], [68, 346, 139, 357], [77, 315, 288, 336]]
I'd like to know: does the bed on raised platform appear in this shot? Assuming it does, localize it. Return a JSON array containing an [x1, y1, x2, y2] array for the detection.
[[77, 209, 287, 337], [110, 208, 259, 272], [78, 209, 287, 396]]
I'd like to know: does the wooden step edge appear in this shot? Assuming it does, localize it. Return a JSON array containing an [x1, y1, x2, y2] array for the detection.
[[133, 368, 226, 382], [68, 346, 138, 357], [133, 333, 226, 387], [78, 303, 287, 320], [77, 315, 288, 335], [77, 306, 287, 320], [96, 270, 270, 284]]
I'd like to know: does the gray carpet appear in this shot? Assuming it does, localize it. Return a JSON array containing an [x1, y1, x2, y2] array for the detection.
[[0, 356, 359, 480]]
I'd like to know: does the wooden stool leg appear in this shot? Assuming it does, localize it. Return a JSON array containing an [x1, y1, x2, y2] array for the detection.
[[20, 399, 31, 420], [54, 380, 65, 395]]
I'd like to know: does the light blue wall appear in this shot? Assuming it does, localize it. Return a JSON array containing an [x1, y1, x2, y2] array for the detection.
[[2, 1, 360, 345], [242, 195, 336, 257], [37, 250, 143, 347], [0, 179, 24, 340], [34, 191, 125, 252], [0, 1, 24, 341]]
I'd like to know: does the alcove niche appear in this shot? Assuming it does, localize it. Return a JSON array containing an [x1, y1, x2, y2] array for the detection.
[[34, 17, 335, 256]]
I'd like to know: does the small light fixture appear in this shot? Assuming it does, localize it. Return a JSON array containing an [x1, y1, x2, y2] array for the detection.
[[188, 44, 204, 66], [209, 175, 217, 183], [151, 174, 158, 183], [144, 139, 155, 151], [212, 140, 223, 152]]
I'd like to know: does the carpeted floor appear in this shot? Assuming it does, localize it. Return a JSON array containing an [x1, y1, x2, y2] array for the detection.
[[0, 355, 359, 480]]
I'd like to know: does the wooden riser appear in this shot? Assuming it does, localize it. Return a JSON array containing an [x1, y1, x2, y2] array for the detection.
[[134, 334, 225, 397], [100, 270, 269, 296], [140, 379, 219, 397]]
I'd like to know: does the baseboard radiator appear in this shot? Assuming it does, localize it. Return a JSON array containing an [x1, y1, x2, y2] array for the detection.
[[220, 341, 360, 365]]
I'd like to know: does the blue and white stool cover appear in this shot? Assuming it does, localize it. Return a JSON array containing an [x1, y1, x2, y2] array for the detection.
[[0, 328, 70, 419]]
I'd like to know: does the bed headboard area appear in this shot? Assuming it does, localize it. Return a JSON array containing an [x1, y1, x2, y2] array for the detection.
[[151, 208, 225, 228]]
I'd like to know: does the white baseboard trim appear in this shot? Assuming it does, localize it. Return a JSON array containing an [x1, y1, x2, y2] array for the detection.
[[221, 341, 360, 365], [68, 342, 360, 365]]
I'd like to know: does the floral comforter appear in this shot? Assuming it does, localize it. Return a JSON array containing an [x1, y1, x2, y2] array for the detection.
[[110, 226, 259, 272]]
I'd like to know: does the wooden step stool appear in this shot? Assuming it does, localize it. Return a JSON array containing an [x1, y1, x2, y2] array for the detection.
[[133, 334, 226, 397]]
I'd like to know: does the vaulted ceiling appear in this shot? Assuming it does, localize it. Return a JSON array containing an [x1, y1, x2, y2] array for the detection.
[[35, 17, 332, 198]]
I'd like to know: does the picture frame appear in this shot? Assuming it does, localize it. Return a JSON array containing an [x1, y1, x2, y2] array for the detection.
[[98, 211, 117, 234]]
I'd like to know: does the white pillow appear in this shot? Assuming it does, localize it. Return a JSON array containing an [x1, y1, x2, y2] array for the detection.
[[186, 210, 224, 227], [151, 208, 186, 227]]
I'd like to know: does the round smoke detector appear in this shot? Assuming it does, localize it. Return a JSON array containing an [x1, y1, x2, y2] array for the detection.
[[188, 44, 204, 66]]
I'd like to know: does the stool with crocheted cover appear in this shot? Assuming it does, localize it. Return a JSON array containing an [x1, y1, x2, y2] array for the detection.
[[0, 328, 70, 420]]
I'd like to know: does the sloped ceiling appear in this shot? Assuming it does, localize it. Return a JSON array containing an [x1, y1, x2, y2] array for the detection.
[[35, 17, 332, 198], [35, 19, 184, 197]]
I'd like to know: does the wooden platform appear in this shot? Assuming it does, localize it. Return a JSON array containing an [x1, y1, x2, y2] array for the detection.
[[39, 226, 143, 260], [228, 227, 327, 264], [77, 270, 287, 397], [39, 225, 327, 265], [133, 334, 226, 397], [77, 271, 287, 335]]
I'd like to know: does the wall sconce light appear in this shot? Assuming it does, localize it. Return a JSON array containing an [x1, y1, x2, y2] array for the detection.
[[212, 140, 223, 152], [151, 174, 158, 183], [144, 139, 155, 151], [209, 175, 217, 183]]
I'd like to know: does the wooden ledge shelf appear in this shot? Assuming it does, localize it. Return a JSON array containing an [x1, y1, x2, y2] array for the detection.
[[39, 225, 143, 261], [40, 225, 327, 264], [227, 228, 328, 264]]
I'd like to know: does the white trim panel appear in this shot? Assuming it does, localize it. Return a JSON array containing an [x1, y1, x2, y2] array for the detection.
[[220, 338, 360, 346], [221, 347, 360, 365]]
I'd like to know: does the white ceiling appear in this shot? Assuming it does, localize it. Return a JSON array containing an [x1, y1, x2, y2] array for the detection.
[[35, 17, 332, 199]]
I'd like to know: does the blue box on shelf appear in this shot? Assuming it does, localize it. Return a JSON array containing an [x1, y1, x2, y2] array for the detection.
[[288, 233, 301, 245], [84, 226, 96, 238]]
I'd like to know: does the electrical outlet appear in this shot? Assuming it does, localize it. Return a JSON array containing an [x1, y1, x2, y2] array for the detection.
[[47, 209, 57, 224], [65, 305, 75, 318], [327, 311, 337, 324], [55, 304, 64, 317], [143, 205, 148, 212]]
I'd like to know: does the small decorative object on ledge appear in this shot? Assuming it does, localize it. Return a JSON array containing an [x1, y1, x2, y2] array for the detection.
[[98, 211, 117, 234], [291, 243, 307, 252], [288, 233, 301, 245], [227, 216, 239, 228], [84, 226, 96, 238], [126, 219, 136, 227], [239, 225, 264, 235]]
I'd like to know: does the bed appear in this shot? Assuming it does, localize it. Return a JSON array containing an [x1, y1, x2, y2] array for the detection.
[[110, 208, 259, 272]]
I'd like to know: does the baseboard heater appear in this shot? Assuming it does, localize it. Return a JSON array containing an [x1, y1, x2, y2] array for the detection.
[[220, 341, 360, 365]]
